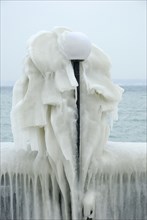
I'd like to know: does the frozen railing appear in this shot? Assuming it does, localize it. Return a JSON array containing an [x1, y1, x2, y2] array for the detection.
[[1, 142, 146, 220]]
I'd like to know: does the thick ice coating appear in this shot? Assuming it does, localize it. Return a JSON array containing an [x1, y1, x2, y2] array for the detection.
[[11, 26, 123, 187], [1, 142, 146, 220], [4, 27, 147, 220], [9, 27, 124, 219], [11, 28, 123, 219]]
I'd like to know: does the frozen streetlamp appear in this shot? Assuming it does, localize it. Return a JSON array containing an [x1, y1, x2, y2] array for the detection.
[[59, 31, 92, 181]]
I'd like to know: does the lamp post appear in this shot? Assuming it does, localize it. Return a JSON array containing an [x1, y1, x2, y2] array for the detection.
[[59, 31, 91, 183], [71, 60, 81, 181]]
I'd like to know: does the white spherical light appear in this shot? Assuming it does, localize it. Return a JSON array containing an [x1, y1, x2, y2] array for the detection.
[[58, 31, 92, 60]]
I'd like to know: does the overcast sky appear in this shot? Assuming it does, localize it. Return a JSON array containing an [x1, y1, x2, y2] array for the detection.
[[1, 0, 146, 85]]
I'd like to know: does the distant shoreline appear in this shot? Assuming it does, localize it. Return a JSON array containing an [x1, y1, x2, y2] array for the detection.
[[0, 85, 146, 88], [0, 80, 146, 87], [1, 84, 146, 88]]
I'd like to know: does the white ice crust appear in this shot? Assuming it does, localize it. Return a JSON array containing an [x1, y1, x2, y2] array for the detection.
[[1, 27, 146, 220]]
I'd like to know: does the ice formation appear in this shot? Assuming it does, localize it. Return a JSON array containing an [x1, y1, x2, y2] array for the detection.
[[82, 191, 95, 220], [0, 27, 146, 220]]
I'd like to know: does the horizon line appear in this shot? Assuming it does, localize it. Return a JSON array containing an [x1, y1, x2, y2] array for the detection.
[[0, 78, 146, 87]]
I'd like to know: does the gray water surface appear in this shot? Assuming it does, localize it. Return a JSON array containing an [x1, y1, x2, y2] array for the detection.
[[0, 86, 146, 142]]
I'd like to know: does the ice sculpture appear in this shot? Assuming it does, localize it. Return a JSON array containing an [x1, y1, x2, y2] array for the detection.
[[0, 27, 146, 220]]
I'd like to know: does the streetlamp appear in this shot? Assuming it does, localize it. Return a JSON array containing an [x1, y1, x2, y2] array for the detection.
[[59, 31, 91, 182]]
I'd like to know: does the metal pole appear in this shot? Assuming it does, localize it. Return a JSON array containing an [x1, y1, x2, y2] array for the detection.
[[71, 60, 80, 181]]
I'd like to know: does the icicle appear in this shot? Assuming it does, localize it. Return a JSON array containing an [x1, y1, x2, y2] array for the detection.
[[9, 173, 14, 220]]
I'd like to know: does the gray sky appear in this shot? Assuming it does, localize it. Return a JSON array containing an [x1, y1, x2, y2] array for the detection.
[[1, 0, 146, 85]]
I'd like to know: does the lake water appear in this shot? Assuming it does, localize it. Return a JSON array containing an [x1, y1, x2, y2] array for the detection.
[[0, 86, 146, 142]]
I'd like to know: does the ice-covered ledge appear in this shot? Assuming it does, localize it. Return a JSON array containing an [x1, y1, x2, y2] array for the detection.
[[1, 141, 146, 220], [1, 141, 146, 174]]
